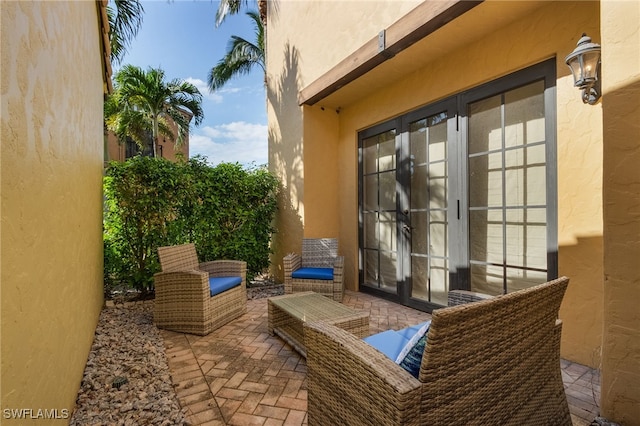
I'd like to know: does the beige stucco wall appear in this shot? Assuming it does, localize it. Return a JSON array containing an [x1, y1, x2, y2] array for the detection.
[[600, 0, 640, 423], [269, 0, 605, 367], [1, 2, 105, 423]]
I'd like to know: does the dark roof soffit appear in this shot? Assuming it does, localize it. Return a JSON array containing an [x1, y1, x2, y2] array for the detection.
[[97, 0, 113, 95], [298, 0, 483, 106]]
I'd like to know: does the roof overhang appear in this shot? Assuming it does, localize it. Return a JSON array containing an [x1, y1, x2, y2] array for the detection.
[[298, 0, 548, 109], [298, 0, 483, 106], [97, 0, 113, 95]]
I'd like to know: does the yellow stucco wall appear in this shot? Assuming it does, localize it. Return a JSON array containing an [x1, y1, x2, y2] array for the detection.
[[266, 0, 421, 280], [1, 2, 104, 423], [600, 0, 640, 423]]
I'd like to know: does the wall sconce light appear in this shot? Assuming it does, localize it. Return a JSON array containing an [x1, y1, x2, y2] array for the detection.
[[565, 33, 601, 105]]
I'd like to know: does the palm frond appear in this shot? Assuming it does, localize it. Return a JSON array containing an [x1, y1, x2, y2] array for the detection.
[[208, 10, 265, 92], [108, 0, 144, 64], [215, 0, 247, 27]]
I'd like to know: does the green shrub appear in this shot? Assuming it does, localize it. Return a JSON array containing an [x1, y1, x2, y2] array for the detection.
[[103, 156, 278, 293]]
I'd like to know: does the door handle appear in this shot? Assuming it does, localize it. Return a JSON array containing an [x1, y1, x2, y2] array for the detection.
[[403, 224, 413, 232]]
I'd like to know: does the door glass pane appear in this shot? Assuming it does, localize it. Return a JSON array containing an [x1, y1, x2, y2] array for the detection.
[[469, 209, 503, 264], [468, 80, 548, 294], [429, 164, 447, 209], [411, 164, 428, 209], [505, 268, 547, 290], [505, 148, 546, 206], [505, 81, 545, 147], [411, 211, 427, 254], [411, 256, 428, 299], [379, 134, 396, 171], [363, 138, 378, 174], [470, 263, 503, 296], [429, 119, 447, 162], [429, 257, 448, 305], [505, 208, 547, 269], [363, 212, 378, 248], [408, 111, 449, 304], [410, 119, 427, 164], [379, 171, 396, 211], [361, 130, 397, 292], [364, 175, 378, 210], [469, 152, 503, 208], [430, 210, 447, 257], [468, 95, 502, 154], [364, 249, 379, 285], [379, 252, 397, 291], [379, 211, 396, 252]]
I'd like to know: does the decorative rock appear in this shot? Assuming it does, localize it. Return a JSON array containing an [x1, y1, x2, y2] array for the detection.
[[591, 417, 621, 426], [69, 302, 185, 425], [70, 278, 282, 425]]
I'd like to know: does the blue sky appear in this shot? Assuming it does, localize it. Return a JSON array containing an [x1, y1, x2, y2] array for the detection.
[[118, 0, 267, 166]]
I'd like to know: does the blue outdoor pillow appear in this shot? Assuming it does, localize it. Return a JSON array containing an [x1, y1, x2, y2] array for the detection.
[[209, 276, 242, 297], [395, 321, 431, 378], [291, 267, 334, 280], [363, 330, 411, 361]]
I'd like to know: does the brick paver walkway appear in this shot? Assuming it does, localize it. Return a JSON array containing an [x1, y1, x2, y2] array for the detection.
[[161, 290, 600, 425]]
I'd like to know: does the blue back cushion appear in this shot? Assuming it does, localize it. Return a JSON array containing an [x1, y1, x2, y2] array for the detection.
[[398, 334, 428, 378], [395, 321, 431, 378], [209, 276, 242, 297], [291, 267, 334, 280]]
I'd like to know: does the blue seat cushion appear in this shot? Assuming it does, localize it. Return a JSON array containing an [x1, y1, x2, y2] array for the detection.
[[291, 267, 334, 280], [209, 276, 242, 297]]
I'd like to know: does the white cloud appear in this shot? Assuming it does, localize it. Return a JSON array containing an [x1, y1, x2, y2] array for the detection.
[[218, 87, 242, 94], [189, 121, 268, 166], [184, 77, 223, 103]]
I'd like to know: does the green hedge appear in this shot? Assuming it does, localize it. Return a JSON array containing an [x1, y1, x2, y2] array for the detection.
[[103, 156, 278, 293]]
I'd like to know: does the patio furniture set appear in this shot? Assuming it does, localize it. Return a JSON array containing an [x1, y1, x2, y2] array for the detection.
[[153, 239, 572, 425]]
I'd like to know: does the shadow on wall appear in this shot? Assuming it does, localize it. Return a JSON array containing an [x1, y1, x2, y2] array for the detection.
[[267, 42, 304, 281], [600, 75, 640, 425]]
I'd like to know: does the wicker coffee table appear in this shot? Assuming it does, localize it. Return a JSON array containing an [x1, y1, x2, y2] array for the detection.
[[268, 291, 370, 358]]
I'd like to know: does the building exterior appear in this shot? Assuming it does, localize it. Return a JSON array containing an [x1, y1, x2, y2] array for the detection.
[[105, 112, 192, 163], [1, 1, 108, 423], [266, 0, 639, 423]]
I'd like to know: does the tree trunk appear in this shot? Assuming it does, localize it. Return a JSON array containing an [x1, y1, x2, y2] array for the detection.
[[258, 0, 267, 26], [152, 117, 159, 158]]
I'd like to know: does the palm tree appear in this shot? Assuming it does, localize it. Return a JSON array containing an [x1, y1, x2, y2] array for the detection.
[[208, 10, 265, 92], [106, 65, 204, 158], [215, 0, 267, 28], [107, 0, 144, 65], [215, 0, 246, 27]]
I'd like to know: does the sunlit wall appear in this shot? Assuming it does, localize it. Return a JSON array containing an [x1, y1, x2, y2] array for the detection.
[[1, 2, 105, 423]]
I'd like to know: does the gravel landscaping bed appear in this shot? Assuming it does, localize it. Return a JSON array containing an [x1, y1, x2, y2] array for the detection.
[[70, 280, 283, 425]]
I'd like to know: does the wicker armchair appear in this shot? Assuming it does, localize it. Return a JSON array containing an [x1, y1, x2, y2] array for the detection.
[[153, 243, 247, 336], [283, 238, 344, 302], [304, 277, 571, 425]]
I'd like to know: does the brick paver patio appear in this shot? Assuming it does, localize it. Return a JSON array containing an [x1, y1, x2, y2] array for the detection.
[[160, 290, 600, 425]]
